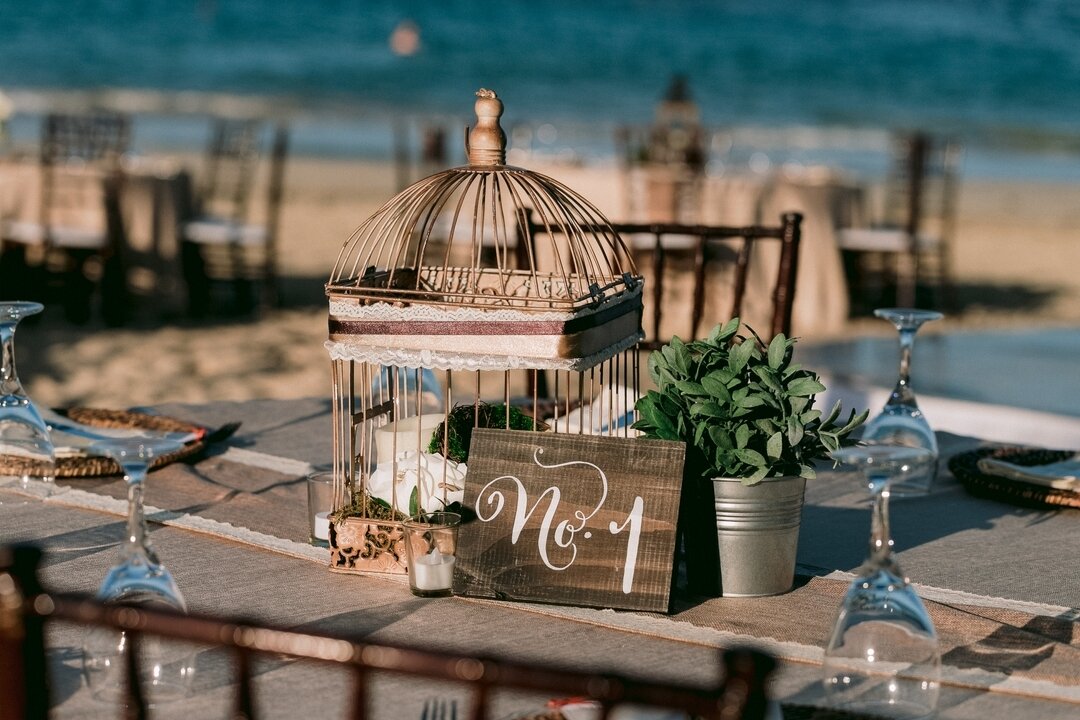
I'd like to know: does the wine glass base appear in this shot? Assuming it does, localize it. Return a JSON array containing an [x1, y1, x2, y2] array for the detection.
[[828, 696, 937, 720], [83, 626, 196, 706]]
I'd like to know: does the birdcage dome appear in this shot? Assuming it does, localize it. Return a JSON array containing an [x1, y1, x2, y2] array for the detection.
[[326, 89, 643, 372]]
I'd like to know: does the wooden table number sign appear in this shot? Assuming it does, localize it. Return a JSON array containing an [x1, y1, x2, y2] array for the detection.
[[453, 429, 686, 613]]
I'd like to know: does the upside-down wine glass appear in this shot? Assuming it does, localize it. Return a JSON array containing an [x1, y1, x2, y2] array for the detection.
[[0, 301, 57, 496], [82, 436, 196, 705], [823, 444, 940, 719], [861, 308, 943, 496]]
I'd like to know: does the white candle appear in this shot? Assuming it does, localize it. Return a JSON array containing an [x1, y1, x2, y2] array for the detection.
[[375, 414, 443, 465], [411, 548, 456, 591], [313, 511, 331, 541]]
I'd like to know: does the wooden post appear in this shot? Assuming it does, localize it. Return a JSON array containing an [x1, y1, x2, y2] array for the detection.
[[0, 545, 49, 720]]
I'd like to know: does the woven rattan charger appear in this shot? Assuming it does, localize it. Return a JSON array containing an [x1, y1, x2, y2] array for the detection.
[[0, 407, 239, 479], [948, 446, 1080, 510]]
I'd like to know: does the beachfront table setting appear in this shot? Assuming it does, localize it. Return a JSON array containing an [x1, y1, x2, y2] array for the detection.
[[4, 394, 1080, 719], [4, 91, 1080, 719]]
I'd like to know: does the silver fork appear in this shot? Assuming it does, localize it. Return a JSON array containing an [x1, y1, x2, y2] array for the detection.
[[420, 698, 458, 720]]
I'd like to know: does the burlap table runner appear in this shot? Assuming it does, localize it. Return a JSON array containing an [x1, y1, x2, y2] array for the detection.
[[667, 576, 1080, 690], [42, 440, 1080, 701], [54, 451, 313, 544]]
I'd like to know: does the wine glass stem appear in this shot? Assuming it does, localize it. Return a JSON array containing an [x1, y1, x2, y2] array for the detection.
[[0, 323, 21, 398], [889, 326, 918, 407], [869, 475, 894, 567], [122, 469, 160, 567]]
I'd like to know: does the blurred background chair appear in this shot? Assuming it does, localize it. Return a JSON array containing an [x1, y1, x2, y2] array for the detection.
[[1, 544, 776, 720], [179, 118, 288, 317], [836, 131, 962, 311], [616, 75, 708, 224], [614, 214, 802, 346], [0, 111, 131, 324]]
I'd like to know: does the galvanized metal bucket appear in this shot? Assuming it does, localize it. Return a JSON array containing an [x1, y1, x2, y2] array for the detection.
[[712, 475, 806, 597]]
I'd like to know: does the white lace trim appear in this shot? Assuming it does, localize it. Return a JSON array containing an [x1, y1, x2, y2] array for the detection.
[[324, 332, 642, 372]]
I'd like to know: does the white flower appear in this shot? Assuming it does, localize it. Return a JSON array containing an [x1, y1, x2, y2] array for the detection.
[[366, 451, 466, 515]]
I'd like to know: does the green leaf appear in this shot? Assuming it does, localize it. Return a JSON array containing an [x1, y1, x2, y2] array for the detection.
[[709, 426, 733, 450], [766, 431, 783, 459], [786, 416, 805, 446], [735, 423, 751, 449], [709, 317, 741, 345], [837, 408, 870, 436], [701, 373, 732, 402], [694, 421, 708, 447], [674, 380, 708, 397], [662, 336, 690, 376], [789, 396, 809, 414], [754, 418, 777, 435], [736, 394, 765, 409], [690, 401, 726, 418], [409, 486, 419, 516], [767, 334, 787, 369], [787, 376, 827, 397], [821, 399, 842, 427], [745, 466, 770, 485], [733, 448, 766, 467], [799, 464, 817, 480], [752, 365, 783, 393], [730, 339, 755, 373], [800, 409, 822, 425]]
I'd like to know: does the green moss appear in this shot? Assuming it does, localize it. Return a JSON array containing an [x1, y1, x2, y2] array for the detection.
[[332, 493, 408, 523], [427, 402, 549, 463]]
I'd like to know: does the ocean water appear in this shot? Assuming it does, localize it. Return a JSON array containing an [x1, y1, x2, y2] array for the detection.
[[3, 0, 1080, 178]]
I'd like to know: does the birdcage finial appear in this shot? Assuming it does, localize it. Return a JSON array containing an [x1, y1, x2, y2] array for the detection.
[[467, 88, 505, 166]]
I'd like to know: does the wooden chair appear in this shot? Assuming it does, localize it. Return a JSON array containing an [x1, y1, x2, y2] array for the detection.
[[614, 215, 802, 345], [0, 544, 776, 720], [836, 131, 962, 310], [0, 111, 131, 323], [179, 118, 288, 316], [518, 212, 802, 344], [515, 212, 801, 403]]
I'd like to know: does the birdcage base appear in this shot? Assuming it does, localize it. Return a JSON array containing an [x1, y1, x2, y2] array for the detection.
[[328, 517, 407, 575]]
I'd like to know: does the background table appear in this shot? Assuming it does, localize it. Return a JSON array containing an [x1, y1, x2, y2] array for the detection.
[[2, 397, 1078, 719], [0, 157, 192, 319]]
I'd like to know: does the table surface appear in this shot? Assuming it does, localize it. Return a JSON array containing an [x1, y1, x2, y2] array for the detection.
[[3, 397, 1078, 720]]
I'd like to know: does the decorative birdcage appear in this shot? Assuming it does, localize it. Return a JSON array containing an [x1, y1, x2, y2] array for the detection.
[[324, 90, 644, 574]]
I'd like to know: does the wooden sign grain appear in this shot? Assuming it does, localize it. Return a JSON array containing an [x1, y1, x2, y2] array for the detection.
[[453, 428, 686, 612]]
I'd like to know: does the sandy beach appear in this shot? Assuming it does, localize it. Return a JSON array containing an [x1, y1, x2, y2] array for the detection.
[[15, 153, 1080, 412]]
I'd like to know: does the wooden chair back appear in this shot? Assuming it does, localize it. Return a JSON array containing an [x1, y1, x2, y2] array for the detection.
[[39, 111, 131, 239], [197, 117, 262, 223], [0, 544, 775, 720], [518, 212, 802, 346], [878, 130, 962, 307], [615, 215, 802, 345]]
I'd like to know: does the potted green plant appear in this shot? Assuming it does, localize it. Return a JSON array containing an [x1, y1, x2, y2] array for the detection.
[[633, 318, 867, 597]]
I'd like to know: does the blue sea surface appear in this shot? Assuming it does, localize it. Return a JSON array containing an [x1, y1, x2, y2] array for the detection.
[[3, 0, 1080, 177]]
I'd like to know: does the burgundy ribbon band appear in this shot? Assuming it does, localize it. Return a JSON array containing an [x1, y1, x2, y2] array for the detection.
[[329, 296, 642, 337]]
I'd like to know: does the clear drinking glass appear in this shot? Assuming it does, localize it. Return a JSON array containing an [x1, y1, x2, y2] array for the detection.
[[861, 308, 943, 496], [403, 511, 461, 598], [0, 301, 56, 492], [823, 444, 940, 719], [82, 436, 196, 705]]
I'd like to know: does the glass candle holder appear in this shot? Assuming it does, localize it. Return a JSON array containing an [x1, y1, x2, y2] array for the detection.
[[307, 471, 335, 547], [403, 511, 461, 598]]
